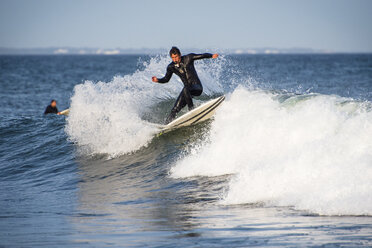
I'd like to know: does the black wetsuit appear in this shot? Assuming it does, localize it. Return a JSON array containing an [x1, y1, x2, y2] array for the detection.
[[157, 53, 213, 122], [44, 105, 59, 115]]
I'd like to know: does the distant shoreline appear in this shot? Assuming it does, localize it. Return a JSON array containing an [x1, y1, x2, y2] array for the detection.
[[1, 47, 370, 55], [0, 52, 371, 56]]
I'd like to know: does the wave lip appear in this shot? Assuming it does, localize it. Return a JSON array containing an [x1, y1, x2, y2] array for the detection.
[[171, 87, 372, 216], [65, 79, 158, 156]]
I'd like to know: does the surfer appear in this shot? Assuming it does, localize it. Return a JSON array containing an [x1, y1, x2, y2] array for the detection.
[[44, 99, 61, 115], [152, 47, 219, 123]]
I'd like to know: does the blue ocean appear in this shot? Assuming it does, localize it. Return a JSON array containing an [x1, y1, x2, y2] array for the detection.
[[0, 54, 371, 247]]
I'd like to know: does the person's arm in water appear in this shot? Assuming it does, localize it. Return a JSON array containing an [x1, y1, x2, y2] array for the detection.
[[44, 106, 51, 115], [152, 64, 173, 83], [189, 53, 219, 61]]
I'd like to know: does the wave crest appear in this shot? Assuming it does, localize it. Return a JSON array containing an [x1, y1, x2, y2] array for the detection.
[[65, 55, 224, 156], [171, 87, 372, 215]]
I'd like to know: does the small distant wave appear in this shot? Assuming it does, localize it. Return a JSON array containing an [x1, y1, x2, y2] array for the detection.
[[171, 87, 372, 216]]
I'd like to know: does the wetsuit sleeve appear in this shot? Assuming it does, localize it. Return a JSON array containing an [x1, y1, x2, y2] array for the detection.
[[189, 53, 213, 61], [44, 106, 50, 115], [157, 64, 173, 83]]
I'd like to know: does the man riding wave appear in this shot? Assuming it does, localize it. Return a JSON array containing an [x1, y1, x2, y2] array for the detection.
[[152, 47, 219, 123]]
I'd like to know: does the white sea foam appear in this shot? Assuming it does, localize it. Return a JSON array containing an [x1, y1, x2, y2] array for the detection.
[[171, 87, 372, 215], [65, 55, 224, 156]]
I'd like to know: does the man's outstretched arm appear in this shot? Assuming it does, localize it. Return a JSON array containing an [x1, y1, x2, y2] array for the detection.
[[152, 65, 173, 83], [190, 53, 219, 60]]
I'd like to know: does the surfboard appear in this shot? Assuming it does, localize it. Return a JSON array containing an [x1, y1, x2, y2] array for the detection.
[[59, 109, 70, 116], [158, 95, 225, 135]]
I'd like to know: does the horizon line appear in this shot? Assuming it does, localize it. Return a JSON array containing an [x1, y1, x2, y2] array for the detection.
[[0, 46, 371, 55]]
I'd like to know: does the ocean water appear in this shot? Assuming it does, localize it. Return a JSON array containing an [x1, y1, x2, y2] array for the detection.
[[0, 54, 371, 247]]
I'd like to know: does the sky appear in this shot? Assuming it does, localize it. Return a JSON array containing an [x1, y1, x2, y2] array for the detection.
[[0, 0, 371, 52]]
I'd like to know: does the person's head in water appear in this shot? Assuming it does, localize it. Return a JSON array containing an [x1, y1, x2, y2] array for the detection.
[[169, 46, 181, 64], [51, 99, 57, 108]]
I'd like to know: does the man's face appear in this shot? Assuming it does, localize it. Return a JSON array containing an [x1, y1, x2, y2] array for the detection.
[[171, 53, 181, 64], [51, 101, 57, 108]]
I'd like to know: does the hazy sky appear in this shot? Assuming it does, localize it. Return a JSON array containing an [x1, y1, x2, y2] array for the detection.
[[1, 0, 371, 52]]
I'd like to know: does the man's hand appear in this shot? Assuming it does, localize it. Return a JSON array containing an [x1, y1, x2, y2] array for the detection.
[[152, 76, 158, 83], [212, 53, 219, 59], [57, 112, 61, 115]]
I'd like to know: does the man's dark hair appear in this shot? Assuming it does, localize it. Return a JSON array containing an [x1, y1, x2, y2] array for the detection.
[[51, 99, 56, 104], [169, 46, 181, 56]]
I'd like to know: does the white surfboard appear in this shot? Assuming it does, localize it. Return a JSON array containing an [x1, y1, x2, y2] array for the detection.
[[158, 95, 225, 135], [59, 109, 70, 116]]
